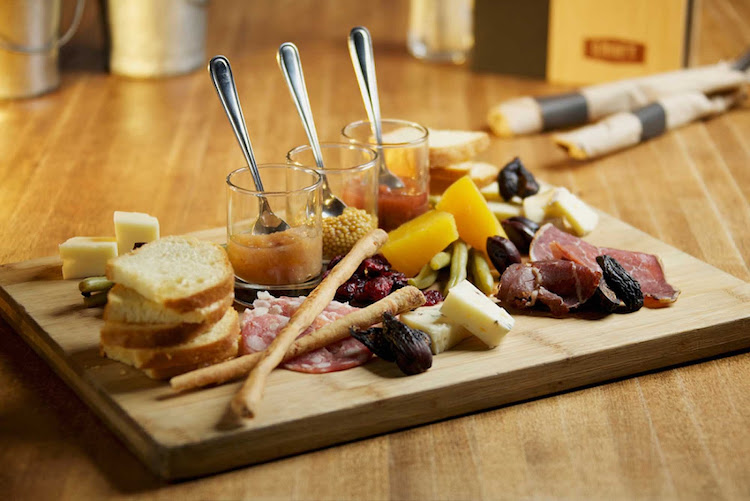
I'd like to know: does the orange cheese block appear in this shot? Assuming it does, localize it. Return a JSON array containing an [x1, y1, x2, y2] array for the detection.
[[381, 210, 459, 277], [435, 176, 507, 251]]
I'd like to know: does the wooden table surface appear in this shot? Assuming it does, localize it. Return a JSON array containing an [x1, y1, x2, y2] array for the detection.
[[1, 0, 749, 498]]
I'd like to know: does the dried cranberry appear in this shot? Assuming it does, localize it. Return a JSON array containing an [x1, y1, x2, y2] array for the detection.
[[381, 270, 408, 289], [357, 254, 392, 277], [336, 278, 365, 301], [357, 276, 393, 303], [422, 289, 445, 306]]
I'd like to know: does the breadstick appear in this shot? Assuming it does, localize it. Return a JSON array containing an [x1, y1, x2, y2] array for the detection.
[[231, 228, 388, 417], [169, 285, 425, 392]]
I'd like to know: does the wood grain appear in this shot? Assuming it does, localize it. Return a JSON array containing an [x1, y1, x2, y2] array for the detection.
[[0, 0, 748, 498]]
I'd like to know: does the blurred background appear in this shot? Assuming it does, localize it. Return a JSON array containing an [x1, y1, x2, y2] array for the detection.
[[1, 0, 748, 261]]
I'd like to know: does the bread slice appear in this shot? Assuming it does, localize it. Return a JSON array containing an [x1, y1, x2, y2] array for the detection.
[[429, 129, 490, 167], [430, 161, 500, 193], [101, 307, 239, 370], [101, 315, 222, 349], [106, 236, 234, 313], [104, 284, 233, 325]]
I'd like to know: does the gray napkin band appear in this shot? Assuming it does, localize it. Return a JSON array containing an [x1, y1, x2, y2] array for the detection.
[[535, 93, 589, 131], [633, 103, 667, 141]]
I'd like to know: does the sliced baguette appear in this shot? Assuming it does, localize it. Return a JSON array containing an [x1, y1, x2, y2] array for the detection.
[[106, 236, 234, 313], [101, 314, 222, 349], [104, 284, 233, 325], [430, 161, 499, 193], [101, 307, 239, 370], [429, 129, 490, 167]]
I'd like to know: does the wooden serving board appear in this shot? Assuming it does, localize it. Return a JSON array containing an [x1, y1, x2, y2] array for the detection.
[[1, 213, 749, 480]]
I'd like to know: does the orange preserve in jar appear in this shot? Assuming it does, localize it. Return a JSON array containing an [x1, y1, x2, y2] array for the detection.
[[227, 226, 322, 285]]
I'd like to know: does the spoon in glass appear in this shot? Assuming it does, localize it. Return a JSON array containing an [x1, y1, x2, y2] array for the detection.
[[277, 42, 347, 218], [209, 55, 290, 235], [348, 26, 405, 190]]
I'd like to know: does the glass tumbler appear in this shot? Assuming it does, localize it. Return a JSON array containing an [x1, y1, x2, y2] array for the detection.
[[342, 119, 430, 232], [407, 0, 475, 64], [226, 164, 322, 292], [287, 142, 379, 259]]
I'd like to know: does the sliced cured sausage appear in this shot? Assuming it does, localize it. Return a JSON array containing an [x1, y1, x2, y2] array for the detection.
[[239, 292, 372, 373]]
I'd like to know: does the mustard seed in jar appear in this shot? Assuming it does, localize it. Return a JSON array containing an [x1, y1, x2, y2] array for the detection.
[[322, 207, 377, 259]]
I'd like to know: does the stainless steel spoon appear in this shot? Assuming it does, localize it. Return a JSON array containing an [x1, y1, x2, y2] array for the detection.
[[209, 55, 290, 235], [277, 42, 346, 218], [348, 26, 405, 190]]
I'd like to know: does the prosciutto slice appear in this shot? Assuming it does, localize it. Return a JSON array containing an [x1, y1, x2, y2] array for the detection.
[[239, 292, 372, 374], [498, 261, 601, 316], [529, 224, 679, 307]]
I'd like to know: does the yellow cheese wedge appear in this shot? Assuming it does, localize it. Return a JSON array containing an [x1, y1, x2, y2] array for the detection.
[[440, 280, 514, 348], [59, 237, 118, 279], [381, 210, 459, 277], [114, 211, 159, 255], [400, 304, 472, 354], [435, 176, 507, 250]]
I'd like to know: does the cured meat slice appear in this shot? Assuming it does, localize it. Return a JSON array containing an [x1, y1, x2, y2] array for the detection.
[[529, 223, 679, 307], [239, 292, 372, 373], [497, 260, 601, 316], [497, 263, 538, 311], [530, 224, 598, 262], [599, 248, 679, 307]]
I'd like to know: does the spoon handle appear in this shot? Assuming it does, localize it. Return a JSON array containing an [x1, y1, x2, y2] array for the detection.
[[277, 43, 325, 169], [348, 26, 384, 146], [208, 55, 264, 191]]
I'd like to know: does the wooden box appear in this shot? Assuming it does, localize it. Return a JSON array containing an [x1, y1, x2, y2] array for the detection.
[[472, 0, 699, 85]]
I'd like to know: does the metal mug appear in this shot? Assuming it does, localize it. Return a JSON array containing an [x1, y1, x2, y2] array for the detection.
[[106, 0, 208, 78], [0, 0, 85, 99]]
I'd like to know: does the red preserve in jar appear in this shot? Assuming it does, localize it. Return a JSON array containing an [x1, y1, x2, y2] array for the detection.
[[378, 182, 430, 232]]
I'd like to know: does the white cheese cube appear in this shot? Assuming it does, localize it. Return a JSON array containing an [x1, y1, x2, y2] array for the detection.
[[59, 237, 118, 279], [546, 187, 599, 236], [486, 200, 522, 221], [521, 187, 555, 223], [480, 181, 502, 202], [440, 280, 514, 348], [401, 304, 472, 354], [114, 211, 159, 255]]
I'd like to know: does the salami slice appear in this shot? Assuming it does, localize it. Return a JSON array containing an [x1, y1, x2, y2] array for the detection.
[[529, 223, 679, 306], [239, 292, 372, 373]]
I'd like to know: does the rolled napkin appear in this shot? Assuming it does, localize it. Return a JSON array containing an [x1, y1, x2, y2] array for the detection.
[[553, 89, 745, 160], [488, 51, 750, 137]]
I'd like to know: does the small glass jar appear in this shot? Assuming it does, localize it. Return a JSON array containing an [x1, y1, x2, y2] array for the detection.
[[226, 164, 322, 292], [342, 119, 430, 232], [287, 142, 379, 260]]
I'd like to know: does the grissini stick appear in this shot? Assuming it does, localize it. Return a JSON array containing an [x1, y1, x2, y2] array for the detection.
[[231, 228, 388, 418], [553, 89, 744, 160], [487, 52, 750, 137], [170, 285, 425, 392]]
